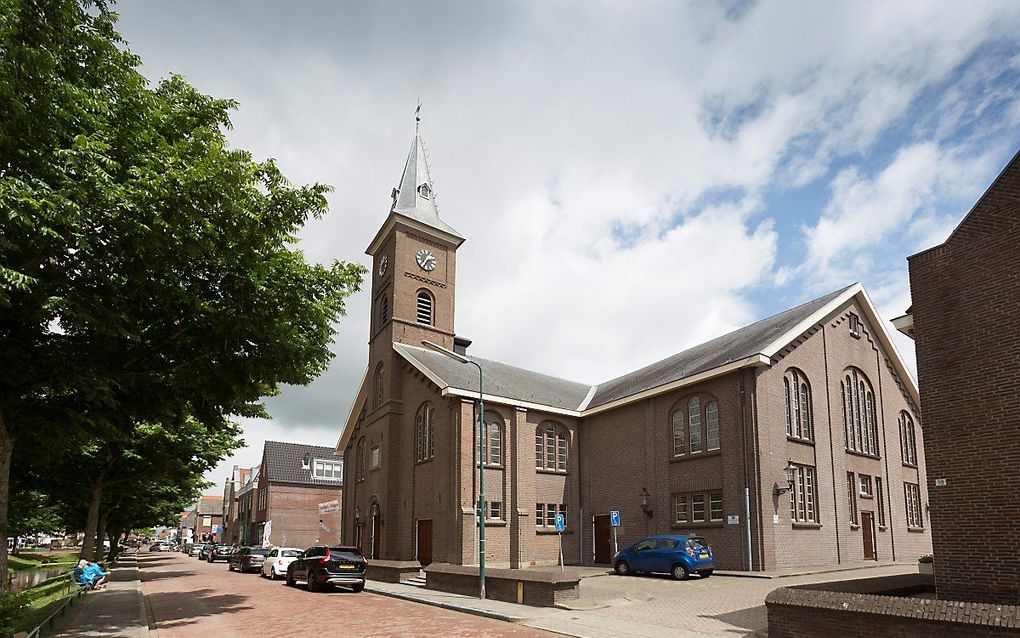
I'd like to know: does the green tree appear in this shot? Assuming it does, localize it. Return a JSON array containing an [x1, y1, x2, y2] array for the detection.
[[0, 0, 365, 588]]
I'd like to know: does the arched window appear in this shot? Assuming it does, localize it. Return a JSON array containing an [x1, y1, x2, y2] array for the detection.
[[356, 438, 366, 481], [784, 369, 813, 441], [705, 401, 720, 450], [671, 410, 685, 456], [415, 402, 434, 462], [416, 289, 433, 325], [487, 422, 502, 466], [373, 363, 385, 409], [535, 423, 567, 472], [688, 397, 702, 453], [900, 411, 917, 466], [841, 368, 879, 456]]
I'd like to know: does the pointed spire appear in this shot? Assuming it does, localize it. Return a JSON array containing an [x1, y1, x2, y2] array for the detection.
[[389, 109, 463, 242]]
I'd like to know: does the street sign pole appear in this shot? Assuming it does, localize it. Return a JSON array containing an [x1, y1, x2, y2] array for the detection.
[[555, 513, 566, 571], [609, 510, 621, 558]]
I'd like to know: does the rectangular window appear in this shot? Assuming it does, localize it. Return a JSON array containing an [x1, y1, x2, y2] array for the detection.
[[859, 474, 873, 497], [490, 501, 502, 520], [545, 504, 556, 527], [847, 472, 859, 525], [535, 504, 543, 528], [674, 494, 688, 524], [905, 483, 923, 528], [559, 504, 567, 527], [691, 493, 705, 522], [314, 461, 324, 477], [876, 477, 885, 527], [535, 433, 543, 469], [849, 312, 861, 337], [689, 410, 703, 453], [557, 434, 567, 471], [369, 447, 380, 470], [709, 492, 723, 521], [546, 435, 555, 469], [789, 464, 818, 523]]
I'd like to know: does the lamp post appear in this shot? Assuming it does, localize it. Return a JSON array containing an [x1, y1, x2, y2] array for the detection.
[[422, 339, 486, 600]]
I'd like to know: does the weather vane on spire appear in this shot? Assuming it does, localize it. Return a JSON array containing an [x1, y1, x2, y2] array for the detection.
[[415, 100, 422, 130]]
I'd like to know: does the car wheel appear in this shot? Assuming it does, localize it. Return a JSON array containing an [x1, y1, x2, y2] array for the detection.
[[306, 570, 318, 592], [227, 562, 234, 572], [286, 570, 295, 587], [614, 561, 630, 576], [351, 583, 364, 593], [671, 564, 689, 581], [271, 567, 279, 581], [698, 570, 713, 578]]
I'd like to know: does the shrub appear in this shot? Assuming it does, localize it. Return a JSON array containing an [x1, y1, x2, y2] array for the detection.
[[0, 590, 28, 635], [918, 554, 934, 563]]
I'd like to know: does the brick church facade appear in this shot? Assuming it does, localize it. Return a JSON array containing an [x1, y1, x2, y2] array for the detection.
[[338, 126, 932, 572]]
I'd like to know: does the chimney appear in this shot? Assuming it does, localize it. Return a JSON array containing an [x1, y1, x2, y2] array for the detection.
[[453, 335, 472, 356]]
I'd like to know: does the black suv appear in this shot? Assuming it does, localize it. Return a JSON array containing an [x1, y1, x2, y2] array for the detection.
[[206, 544, 234, 563], [286, 545, 366, 592], [228, 546, 270, 573]]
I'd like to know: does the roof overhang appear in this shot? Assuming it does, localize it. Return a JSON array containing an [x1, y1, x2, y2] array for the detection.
[[335, 367, 369, 455], [891, 312, 914, 339], [366, 212, 465, 256]]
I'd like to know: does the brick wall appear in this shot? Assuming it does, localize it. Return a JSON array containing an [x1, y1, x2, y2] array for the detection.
[[907, 150, 1020, 604], [266, 484, 342, 549]]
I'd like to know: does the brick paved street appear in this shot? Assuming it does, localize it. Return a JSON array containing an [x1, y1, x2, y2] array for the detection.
[[138, 552, 553, 638]]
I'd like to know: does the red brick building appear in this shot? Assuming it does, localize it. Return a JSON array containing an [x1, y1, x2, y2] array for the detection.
[[338, 127, 931, 571], [243, 441, 343, 549], [221, 465, 251, 545], [897, 149, 1020, 604]]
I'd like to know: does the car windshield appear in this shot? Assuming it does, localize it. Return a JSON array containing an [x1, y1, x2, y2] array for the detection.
[[248, 548, 270, 556], [281, 550, 300, 558], [686, 538, 709, 552], [217, 545, 232, 550], [328, 546, 362, 557]]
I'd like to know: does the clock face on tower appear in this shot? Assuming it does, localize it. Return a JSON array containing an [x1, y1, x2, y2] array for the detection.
[[378, 255, 388, 276], [415, 248, 437, 272]]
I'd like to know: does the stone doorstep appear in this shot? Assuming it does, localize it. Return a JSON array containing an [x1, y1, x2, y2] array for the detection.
[[716, 559, 902, 580]]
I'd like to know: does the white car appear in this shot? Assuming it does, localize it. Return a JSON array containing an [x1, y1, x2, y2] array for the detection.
[[260, 547, 303, 580]]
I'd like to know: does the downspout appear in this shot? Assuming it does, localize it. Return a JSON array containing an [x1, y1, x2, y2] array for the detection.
[[740, 370, 753, 571], [577, 419, 584, 566], [821, 325, 842, 564], [749, 371, 765, 571]]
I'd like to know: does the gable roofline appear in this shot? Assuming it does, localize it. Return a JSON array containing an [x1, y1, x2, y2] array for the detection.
[[336, 366, 369, 456]]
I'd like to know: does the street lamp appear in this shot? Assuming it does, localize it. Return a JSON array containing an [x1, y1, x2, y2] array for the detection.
[[422, 339, 486, 600]]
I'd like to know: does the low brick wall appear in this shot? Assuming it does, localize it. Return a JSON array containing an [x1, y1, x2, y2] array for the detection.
[[766, 574, 1020, 637], [423, 563, 581, 607], [365, 559, 421, 583]]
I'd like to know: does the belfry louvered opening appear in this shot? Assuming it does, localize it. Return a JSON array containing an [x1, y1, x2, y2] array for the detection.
[[416, 290, 433, 325]]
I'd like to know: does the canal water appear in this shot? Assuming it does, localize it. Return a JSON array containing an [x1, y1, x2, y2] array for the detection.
[[10, 566, 69, 593]]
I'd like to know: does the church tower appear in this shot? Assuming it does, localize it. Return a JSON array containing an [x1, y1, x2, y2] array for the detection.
[[365, 118, 464, 398]]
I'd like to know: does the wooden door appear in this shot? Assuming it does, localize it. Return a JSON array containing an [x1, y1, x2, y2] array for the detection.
[[416, 519, 433, 566], [594, 514, 612, 564], [862, 511, 876, 560]]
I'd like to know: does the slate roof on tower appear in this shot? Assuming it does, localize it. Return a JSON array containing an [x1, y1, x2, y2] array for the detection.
[[262, 440, 343, 486], [390, 130, 464, 241]]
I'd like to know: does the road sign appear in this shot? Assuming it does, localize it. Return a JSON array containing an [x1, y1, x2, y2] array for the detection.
[[609, 510, 621, 527], [554, 513, 566, 533]]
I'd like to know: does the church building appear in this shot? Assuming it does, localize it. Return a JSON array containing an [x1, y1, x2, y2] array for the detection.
[[337, 125, 932, 572]]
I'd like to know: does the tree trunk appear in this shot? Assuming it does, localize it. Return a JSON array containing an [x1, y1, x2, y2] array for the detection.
[[81, 480, 104, 561], [11, 536, 19, 557], [0, 409, 15, 593], [107, 530, 119, 562], [96, 511, 108, 562]]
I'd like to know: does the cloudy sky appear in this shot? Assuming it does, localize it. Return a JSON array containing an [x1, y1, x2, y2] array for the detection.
[[113, 0, 1020, 494]]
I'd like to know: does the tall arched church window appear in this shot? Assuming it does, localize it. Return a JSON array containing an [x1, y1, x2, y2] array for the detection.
[[356, 438, 366, 481], [535, 423, 567, 472], [487, 422, 502, 466], [373, 363, 385, 409], [416, 290, 434, 325], [380, 295, 389, 325], [705, 401, 720, 450], [688, 397, 702, 453], [841, 368, 879, 456], [671, 410, 685, 456], [900, 411, 917, 466], [415, 402, 435, 462], [784, 369, 813, 441]]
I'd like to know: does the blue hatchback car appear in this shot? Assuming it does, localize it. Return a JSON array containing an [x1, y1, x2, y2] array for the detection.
[[613, 534, 714, 580]]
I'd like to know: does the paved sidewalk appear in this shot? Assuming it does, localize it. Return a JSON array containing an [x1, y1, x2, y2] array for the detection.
[[53, 552, 149, 638]]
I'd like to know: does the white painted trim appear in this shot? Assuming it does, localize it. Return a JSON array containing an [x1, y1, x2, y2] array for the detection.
[[577, 384, 599, 411], [580, 355, 771, 417], [336, 367, 369, 454], [856, 286, 921, 406], [891, 313, 914, 336], [441, 386, 582, 417], [366, 213, 464, 256], [760, 284, 862, 358]]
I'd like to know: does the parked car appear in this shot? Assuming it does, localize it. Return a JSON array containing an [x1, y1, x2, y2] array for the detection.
[[207, 544, 234, 563], [286, 545, 366, 592], [198, 543, 216, 560], [188, 544, 203, 557], [228, 546, 271, 573], [613, 534, 714, 580], [181, 543, 194, 554], [260, 547, 302, 580]]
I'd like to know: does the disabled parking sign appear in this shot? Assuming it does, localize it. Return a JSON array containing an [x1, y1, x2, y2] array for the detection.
[[610, 510, 621, 527], [554, 513, 566, 533]]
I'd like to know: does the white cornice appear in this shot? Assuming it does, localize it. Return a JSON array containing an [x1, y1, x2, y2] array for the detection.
[[366, 213, 464, 256], [336, 367, 369, 454], [441, 386, 582, 417]]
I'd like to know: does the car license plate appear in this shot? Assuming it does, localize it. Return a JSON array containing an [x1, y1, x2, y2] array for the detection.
[[338, 564, 356, 570], [699, 553, 709, 558]]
